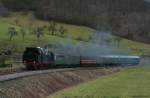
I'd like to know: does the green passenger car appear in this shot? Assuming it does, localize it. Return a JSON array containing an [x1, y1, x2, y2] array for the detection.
[[54, 54, 80, 67]]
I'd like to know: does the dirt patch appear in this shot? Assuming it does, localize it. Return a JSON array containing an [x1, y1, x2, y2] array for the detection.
[[0, 67, 120, 98]]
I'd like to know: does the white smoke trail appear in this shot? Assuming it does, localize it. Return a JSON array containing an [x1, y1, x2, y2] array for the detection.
[[45, 30, 133, 56]]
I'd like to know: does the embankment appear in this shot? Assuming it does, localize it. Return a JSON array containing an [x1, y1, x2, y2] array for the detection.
[[0, 67, 120, 98]]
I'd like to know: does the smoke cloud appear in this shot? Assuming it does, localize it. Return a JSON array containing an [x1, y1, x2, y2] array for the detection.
[[45, 31, 133, 57]]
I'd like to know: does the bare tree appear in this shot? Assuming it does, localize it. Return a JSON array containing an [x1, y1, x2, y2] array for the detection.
[[7, 27, 18, 41], [35, 27, 44, 41], [20, 27, 26, 40], [58, 26, 67, 37], [48, 21, 57, 35]]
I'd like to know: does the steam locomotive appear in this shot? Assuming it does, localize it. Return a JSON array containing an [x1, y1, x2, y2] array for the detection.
[[23, 47, 140, 70]]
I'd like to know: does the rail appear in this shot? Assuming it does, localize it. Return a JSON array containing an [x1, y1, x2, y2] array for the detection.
[[0, 68, 83, 82]]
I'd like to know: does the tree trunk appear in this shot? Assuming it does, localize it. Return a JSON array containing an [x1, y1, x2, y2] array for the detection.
[[10, 35, 13, 41]]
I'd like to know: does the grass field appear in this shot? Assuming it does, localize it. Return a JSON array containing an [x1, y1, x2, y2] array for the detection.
[[0, 12, 94, 53], [0, 12, 150, 55], [120, 39, 150, 55], [48, 66, 150, 98], [1, 12, 94, 40]]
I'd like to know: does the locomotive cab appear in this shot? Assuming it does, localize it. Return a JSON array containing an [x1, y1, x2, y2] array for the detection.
[[23, 47, 55, 69], [23, 48, 40, 63]]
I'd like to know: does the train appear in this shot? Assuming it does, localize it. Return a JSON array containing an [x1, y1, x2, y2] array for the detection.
[[23, 47, 140, 70]]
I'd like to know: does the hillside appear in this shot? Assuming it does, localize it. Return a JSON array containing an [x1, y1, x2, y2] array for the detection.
[[0, 68, 119, 98], [0, 12, 93, 54], [0, 0, 150, 43], [48, 66, 150, 98], [0, 12, 150, 56]]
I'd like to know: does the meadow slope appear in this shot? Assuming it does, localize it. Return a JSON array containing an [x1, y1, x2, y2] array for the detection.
[[48, 66, 150, 98], [0, 12, 150, 55]]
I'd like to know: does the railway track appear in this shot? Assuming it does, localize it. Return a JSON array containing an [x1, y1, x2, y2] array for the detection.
[[0, 68, 101, 82], [0, 67, 24, 75]]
